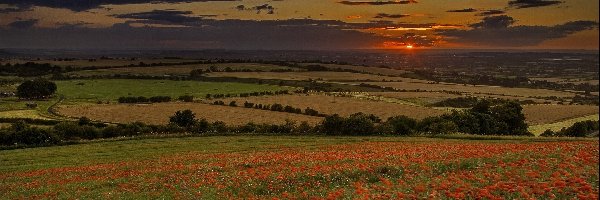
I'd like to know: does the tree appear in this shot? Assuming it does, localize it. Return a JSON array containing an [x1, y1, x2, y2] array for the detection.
[[386, 115, 417, 135], [16, 79, 57, 99], [489, 101, 529, 135], [169, 110, 197, 127]]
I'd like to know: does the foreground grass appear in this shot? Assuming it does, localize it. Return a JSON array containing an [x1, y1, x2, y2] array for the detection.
[[55, 79, 292, 102], [0, 136, 598, 199]]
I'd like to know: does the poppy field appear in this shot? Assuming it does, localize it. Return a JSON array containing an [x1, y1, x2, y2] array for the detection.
[[0, 136, 598, 199]]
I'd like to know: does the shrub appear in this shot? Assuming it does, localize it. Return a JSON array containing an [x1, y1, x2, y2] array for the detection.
[[114, 122, 153, 136], [386, 115, 417, 135], [178, 95, 194, 102], [190, 119, 211, 134], [418, 117, 458, 135], [321, 113, 377, 135], [304, 108, 319, 116], [294, 121, 313, 134], [118, 96, 151, 103], [271, 104, 284, 111], [244, 101, 254, 108], [229, 101, 237, 107], [211, 121, 228, 133], [149, 96, 171, 103], [16, 79, 57, 99], [552, 120, 600, 137], [54, 122, 101, 140], [540, 129, 556, 137], [169, 110, 197, 127]]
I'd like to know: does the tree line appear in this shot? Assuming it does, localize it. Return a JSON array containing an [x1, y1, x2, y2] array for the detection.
[[213, 100, 326, 117], [3, 99, 583, 149]]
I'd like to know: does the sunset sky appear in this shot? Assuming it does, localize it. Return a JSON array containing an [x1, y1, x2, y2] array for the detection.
[[0, 0, 598, 50]]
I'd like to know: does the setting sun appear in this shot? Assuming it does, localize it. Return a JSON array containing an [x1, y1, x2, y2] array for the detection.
[[406, 45, 414, 49]]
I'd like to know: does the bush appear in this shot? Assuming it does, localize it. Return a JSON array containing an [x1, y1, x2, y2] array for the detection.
[[178, 95, 194, 102], [118, 96, 148, 103], [543, 120, 600, 137], [169, 110, 197, 127], [149, 96, 171, 103], [244, 101, 254, 108], [229, 101, 237, 107], [16, 79, 57, 99], [54, 122, 101, 140], [386, 115, 417, 135], [418, 117, 458, 135], [304, 108, 319, 116], [321, 113, 377, 135], [271, 104, 284, 111], [294, 121, 314, 134], [540, 129, 556, 137], [190, 119, 211, 134], [118, 122, 154, 136], [211, 121, 228, 133], [1, 122, 60, 146]]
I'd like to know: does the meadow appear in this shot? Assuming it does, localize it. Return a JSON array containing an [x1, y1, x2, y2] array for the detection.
[[529, 114, 600, 135], [55, 79, 291, 102], [213, 94, 448, 120], [206, 71, 411, 82], [68, 63, 298, 77], [0, 58, 197, 68], [57, 102, 323, 125], [0, 57, 599, 199], [360, 81, 579, 98], [522, 104, 599, 125], [0, 136, 597, 199]]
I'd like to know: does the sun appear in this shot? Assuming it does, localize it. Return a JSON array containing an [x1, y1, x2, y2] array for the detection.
[[406, 45, 414, 49]]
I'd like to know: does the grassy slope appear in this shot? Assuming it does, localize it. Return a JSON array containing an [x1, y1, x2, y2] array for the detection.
[[55, 79, 292, 102], [529, 114, 600, 135]]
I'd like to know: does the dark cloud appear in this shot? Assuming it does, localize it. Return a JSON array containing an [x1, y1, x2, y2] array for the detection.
[[374, 13, 410, 19], [508, 0, 562, 9], [338, 0, 417, 6], [236, 4, 275, 14], [438, 16, 598, 46], [8, 19, 38, 29], [0, 6, 31, 13], [446, 8, 477, 12], [469, 15, 515, 29], [0, 19, 402, 50], [0, 0, 238, 12], [389, 33, 437, 47], [111, 10, 211, 24], [477, 10, 505, 16]]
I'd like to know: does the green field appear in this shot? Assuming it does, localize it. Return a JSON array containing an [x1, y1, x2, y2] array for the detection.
[[55, 79, 292, 102]]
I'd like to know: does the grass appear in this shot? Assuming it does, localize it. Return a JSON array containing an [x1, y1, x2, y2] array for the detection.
[[57, 102, 323, 125], [206, 71, 409, 82], [1, 135, 594, 172], [0, 110, 52, 120], [360, 81, 577, 98], [0, 97, 60, 119], [55, 79, 292, 102], [0, 136, 597, 199], [215, 94, 447, 120], [522, 104, 599, 125], [69, 63, 298, 77], [529, 114, 600, 135], [0, 136, 397, 172]]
